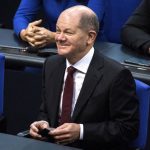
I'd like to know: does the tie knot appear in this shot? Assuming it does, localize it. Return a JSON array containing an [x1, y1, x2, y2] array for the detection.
[[67, 66, 76, 75]]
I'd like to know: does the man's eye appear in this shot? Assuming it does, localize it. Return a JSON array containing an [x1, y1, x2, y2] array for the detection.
[[65, 32, 73, 35]]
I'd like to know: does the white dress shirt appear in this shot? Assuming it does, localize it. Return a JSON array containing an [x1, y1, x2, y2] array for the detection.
[[59, 47, 94, 140]]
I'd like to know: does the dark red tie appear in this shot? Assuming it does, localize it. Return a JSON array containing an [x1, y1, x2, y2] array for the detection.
[[59, 66, 76, 125]]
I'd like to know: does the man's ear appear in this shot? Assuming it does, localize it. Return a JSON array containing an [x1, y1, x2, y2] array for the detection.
[[87, 30, 97, 45]]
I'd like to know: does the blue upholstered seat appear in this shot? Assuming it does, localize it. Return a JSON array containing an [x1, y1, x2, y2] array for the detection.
[[130, 79, 150, 150], [0, 54, 4, 115], [0, 53, 6, 132], [103, 0, 141, 43]]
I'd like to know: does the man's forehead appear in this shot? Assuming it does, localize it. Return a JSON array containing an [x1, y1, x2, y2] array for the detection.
[[57, 13, 80, 26], [59, 11, 81, 20], [56, 21, 79, 31]]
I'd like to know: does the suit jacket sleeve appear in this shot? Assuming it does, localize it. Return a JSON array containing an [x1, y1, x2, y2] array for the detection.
[[121, 0, 150, 54], [83, 69, 139, 146]]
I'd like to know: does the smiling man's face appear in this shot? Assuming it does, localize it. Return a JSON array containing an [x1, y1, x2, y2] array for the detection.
[[55, 12, 90, 63]]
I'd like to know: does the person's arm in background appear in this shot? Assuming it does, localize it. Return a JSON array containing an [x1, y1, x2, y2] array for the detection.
[[13, 0, 41, 37], [121, 0, 150, 55], [13, 0, 55, 47]]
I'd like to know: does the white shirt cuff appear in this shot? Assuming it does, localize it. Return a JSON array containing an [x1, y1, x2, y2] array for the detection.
[[79, 124, 84, 140]]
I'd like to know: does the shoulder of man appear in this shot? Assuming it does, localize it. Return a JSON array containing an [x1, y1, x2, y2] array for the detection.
[[95, 50, 125, 71], [43, 55, 65, 72], [94, 50, 133, 80], [45, 55, 65, 66]]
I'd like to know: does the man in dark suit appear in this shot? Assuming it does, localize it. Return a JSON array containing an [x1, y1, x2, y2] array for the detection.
[[30, 5, 139, 150], [121, 0, 150, 55]]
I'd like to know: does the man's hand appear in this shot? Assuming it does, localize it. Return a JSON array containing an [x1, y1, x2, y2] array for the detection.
[[29, 120, 49, 140], [50, 123, 80, 145], [20, 19, 55, 48]]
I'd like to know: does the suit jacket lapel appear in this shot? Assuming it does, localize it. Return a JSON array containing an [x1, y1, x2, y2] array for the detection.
[[72, 51, 104, 121]]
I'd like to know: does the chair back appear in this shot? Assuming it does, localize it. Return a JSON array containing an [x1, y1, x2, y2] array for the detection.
[[0, 54, 4, 115], [131, 79, 150, 149]]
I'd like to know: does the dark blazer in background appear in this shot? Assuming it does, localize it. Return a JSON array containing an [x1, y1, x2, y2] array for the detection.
[[121, 0, 150, 54], [38, 50, 139, 150]]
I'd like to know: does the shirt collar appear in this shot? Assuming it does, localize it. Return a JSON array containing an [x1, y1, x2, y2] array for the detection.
[[66, 47, 94, 74]]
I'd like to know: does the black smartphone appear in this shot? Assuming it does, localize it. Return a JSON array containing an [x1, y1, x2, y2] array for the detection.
[[38, 128, 55, 142], [38, 128, 50, 137]]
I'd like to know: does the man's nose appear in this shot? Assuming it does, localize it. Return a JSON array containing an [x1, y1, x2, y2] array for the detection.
[[56, 33, 66, 41]]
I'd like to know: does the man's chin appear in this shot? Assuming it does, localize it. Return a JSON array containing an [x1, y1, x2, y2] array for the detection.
[[57, 48, 69, 56]]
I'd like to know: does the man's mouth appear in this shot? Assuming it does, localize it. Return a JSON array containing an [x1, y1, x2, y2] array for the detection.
[[57, 44, 69, 48]]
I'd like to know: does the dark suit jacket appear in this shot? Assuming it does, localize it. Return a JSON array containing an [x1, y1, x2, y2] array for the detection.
[[121, 0, 150, 55], [38, 50, 139, 150]]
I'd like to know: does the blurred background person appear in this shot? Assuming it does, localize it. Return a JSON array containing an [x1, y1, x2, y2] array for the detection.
[[121, 0, 150, 55], [13, 0, 105, 48]]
